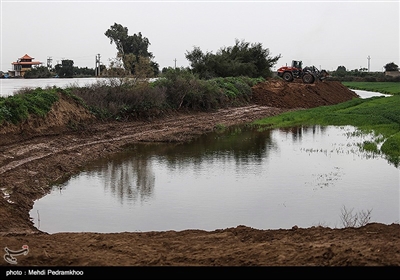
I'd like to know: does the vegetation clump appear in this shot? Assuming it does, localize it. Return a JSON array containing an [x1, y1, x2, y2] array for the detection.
[[185, 39, 281, 79], [340, 205, 372, 228], [0, 87, 59, 125], [67, 70, 264, 120]]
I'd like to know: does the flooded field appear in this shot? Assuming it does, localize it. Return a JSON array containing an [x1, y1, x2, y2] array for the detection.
[[30, 125, 399, 233], [0, 77, 104, 97]]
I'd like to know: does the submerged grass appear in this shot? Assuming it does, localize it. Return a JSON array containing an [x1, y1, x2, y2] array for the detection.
[[253, 95, 400, 167]]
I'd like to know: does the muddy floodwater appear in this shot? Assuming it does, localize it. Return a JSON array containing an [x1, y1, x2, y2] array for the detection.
[[0, 77, 103, 97], [30, 124, 399, 233]]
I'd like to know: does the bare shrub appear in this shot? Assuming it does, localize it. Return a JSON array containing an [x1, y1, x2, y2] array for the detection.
[[340, 205, 372, 228], [13, 87, 35, 95], [71, 79, 167, 120]]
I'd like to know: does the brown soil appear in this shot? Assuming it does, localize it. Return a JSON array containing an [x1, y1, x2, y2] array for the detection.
[[1, 79, 399, 269]]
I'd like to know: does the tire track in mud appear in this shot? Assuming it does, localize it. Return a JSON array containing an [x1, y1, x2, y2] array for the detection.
[[0, 106, 286, 177], [0, 126, 179, 175]]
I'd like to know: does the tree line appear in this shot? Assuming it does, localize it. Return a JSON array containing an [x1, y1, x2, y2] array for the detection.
[[330, 63, 400, 82], [24, 60, 100, 79], [24, 22, 399, 81]]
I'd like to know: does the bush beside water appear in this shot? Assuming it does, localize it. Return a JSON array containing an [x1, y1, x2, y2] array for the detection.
[[68, 72, 263, 120], [1, 72, 263, 123]]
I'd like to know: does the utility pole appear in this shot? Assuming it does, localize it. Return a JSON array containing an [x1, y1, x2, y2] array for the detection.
[[367, 55, 371, 72], [174, 58, 177, 69], [47, 57, 53, 69], [95, 54, 101, 76]]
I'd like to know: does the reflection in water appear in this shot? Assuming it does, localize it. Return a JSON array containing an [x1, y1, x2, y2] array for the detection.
[[95, 157, 155, 204], [278, 125, 328, 142], [157, 125, 277, 169], [31, 125, 399, 233], [83, 125, 278, 203]]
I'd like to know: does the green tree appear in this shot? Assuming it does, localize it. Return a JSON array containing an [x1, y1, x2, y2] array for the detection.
[[54, 59, 74, 78], [73, 66, 95, 77], [185, 39, 281, 79], [104, 23, 129, 56], [105, 22, 159, 76], [336, 66, 347, 72], [384, 62, 399, 72], [23, 66, 52, 78], [333, 65, 347, 78]]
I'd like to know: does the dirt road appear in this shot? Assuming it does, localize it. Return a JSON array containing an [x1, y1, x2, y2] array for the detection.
[[0, 80, 399, 269]]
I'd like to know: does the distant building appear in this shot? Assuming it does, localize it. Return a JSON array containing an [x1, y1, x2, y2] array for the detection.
[[384, 71, 400, 78], [9, 54, 42, 77]]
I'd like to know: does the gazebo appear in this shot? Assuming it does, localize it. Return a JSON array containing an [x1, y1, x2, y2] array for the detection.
[[10, 54, 42, 77]]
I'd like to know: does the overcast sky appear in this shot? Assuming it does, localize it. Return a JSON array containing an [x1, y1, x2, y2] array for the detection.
[[1, 0, 399, 73]]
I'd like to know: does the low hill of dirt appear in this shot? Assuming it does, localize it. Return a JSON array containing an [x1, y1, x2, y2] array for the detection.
[[251, 79, 359, 108]]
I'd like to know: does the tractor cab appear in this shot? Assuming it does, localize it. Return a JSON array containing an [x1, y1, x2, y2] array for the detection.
[[291, 60, 302, 70]]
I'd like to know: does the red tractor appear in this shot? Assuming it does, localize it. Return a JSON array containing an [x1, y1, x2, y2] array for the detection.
[[277, 60, 329, 84]]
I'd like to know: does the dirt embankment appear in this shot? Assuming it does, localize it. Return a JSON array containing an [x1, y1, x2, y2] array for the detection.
[[251, 79, 359, 108], [1, 79, 399, 267]]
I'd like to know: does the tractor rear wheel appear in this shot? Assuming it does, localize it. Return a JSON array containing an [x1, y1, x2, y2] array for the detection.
[[282, 72, 294, 82], [302, 73, 315, 84]]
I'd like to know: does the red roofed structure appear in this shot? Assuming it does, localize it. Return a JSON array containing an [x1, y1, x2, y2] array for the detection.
[[9, 54, 42, 77]]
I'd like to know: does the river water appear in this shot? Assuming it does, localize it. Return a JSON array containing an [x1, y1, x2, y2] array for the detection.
[[0, 77, 160, 97], [0, 77, 104, 97]]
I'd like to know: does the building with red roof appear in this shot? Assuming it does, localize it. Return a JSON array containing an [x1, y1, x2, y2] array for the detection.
[[9, 54, 42, 77]]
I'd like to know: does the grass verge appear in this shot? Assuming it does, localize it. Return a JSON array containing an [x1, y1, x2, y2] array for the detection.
[[0, 87, 59, 125]]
